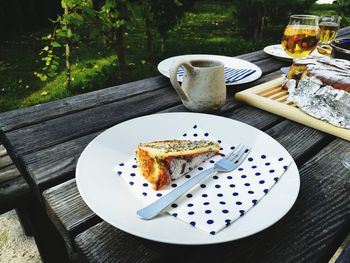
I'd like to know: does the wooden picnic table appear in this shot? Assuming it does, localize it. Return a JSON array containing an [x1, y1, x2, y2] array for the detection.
[[1, 27, 350, 263]]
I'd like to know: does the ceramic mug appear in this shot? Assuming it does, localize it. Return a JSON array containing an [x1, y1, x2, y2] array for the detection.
[[169, 60, 226, 112]]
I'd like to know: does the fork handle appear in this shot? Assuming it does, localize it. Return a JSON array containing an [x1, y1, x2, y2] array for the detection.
[[137, 168, 215, 220]]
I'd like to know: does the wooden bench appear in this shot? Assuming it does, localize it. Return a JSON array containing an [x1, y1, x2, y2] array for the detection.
[[0, 142, 32, 235]]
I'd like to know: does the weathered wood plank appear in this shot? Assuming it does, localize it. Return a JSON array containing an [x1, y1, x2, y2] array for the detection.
[[179, 139, 350, 263], [24, 132, 101, 196], [0, 76, 170, 133], [265, 119, 331, 165], [0, 144, 7, 156], [255, 57, 289, 75], [25, 102, 282, 198], [0, 164, 21, 184], [236, 50, 270, 62], [75, 221, 189, 263], [6, 88, 181, 157], [43, 179, 101, 258], [0, 176, 31, 214], [20, 70, 284, 197], [0, 154, 12, 169]]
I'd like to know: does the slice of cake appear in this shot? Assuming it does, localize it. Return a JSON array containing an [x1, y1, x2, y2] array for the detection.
[[136, 140, 220, 190]]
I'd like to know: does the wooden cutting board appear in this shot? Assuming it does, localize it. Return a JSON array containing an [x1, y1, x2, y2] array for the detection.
[[235, 77, 350, 141]]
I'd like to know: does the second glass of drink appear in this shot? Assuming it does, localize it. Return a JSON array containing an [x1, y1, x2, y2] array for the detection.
[[317, 15, 341, 56]]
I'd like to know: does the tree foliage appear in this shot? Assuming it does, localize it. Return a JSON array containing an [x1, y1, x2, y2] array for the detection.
[[35, 0, 131, 86], [232, 0, 317, 41], [147, 0, 196, 51]]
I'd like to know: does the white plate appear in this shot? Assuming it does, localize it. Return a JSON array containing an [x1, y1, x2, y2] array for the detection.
[[76, 113, 300, 245], [157, 54, 262, 85], [264, 44, 323, 61]]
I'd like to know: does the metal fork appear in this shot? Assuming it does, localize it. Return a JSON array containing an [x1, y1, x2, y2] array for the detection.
[[137, 144, 251, 220]]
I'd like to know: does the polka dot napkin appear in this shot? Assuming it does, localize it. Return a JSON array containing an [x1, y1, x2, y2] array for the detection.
[[113, 125, 291, 235]]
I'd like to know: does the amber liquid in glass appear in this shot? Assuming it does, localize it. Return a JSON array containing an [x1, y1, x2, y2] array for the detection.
[[319, 22, 339, 42], [281, 25, 318, 59], [317, 22, 340, 55]]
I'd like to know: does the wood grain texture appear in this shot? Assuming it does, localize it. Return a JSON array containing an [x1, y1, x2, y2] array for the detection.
[[0, 164, 21, 184], [6, 87, 181, 157], [0, 76, 170, 133], [75, 221, 190, 263], [0, 144, 7, 156], [0, 154, 13, 169], [24, 132, 101, 196], [0, 176, 31, 214], [178, 139, 350, 263], [43, 179, 101, 257], [0, 141, 28, 213]]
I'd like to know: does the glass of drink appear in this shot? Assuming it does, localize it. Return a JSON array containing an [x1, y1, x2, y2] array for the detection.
[[317, 15, 341, 56], [281, 15, 319, 62]]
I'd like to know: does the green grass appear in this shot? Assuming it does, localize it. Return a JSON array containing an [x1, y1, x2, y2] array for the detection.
[[0, 1, 342, 113]]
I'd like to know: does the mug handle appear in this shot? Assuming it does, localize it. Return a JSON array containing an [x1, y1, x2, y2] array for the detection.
[[169, 60, 192, 102]]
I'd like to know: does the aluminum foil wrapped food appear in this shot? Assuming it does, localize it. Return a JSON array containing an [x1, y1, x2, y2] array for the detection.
[[286, 57, 350, 129]]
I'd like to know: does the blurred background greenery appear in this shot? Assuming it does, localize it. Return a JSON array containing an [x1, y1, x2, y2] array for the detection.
[[0, 0, 349, 113]]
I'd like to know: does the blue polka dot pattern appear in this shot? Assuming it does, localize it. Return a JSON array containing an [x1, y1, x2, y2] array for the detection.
[[114, 124, 292, 235]]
